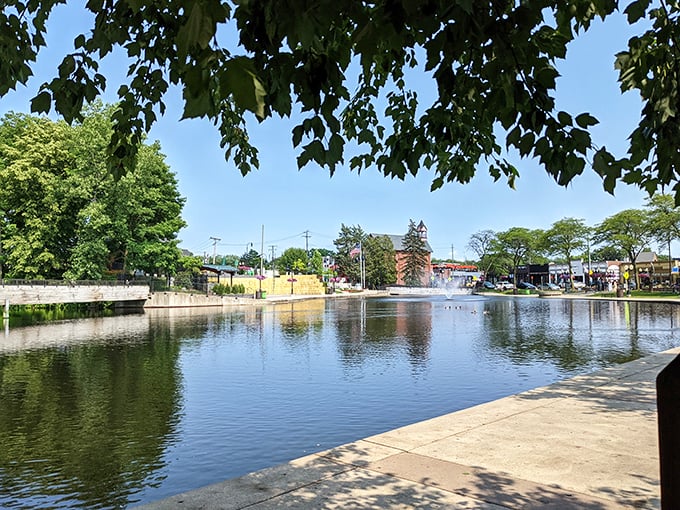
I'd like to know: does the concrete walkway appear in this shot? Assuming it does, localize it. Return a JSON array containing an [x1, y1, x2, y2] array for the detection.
[[137, 348, 676, 509]]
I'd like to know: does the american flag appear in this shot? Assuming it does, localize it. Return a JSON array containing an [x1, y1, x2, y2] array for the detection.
[[349, 244, 361, 258]]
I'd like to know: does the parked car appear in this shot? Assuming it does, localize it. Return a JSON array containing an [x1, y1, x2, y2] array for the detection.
[[538, 283, 561, 291], [495, 281, 515, 290], [482, 281, 496, 289], [517, 281, 537, 290], [561, 280, 586, 290]]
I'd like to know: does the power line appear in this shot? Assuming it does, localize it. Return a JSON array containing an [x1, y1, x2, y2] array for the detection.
[[209, 237, 221, 264]]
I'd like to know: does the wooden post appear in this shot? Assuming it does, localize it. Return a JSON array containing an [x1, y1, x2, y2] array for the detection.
[[657, 353, 680, 507]]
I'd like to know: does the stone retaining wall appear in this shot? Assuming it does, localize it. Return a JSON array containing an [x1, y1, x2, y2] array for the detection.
[[0, 284, 150, 306]]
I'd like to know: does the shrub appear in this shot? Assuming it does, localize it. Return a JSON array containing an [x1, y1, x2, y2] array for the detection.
[[213, 283, 229, 295]]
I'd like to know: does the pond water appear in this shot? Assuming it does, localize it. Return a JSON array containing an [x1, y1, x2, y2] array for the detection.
[[1, 295, 679, 509]]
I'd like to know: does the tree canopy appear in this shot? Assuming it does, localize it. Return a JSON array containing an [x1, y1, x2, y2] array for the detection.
[[364, 235, 397, 289], [594, 208, 652, 287], [402, 219, 429, 287], [493, 227, 542, 283], [333, 223, 365, 283], [542, 218, 589, 286], [3, 1, 680, 198], [277, 247, 307, 274], [0, 104, 186, 279]]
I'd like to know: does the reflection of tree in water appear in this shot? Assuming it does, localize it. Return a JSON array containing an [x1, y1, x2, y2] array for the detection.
[[0, 322, 183, 509], [595, 301, 642, 365], [483, 300, 600, 373], [334, 299, 432, 370], [481, 300, 667, 374]]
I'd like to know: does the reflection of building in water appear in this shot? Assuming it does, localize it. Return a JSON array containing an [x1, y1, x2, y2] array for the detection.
[[334, 299, 433, 368]]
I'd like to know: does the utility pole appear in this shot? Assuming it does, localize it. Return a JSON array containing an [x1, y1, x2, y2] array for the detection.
[[209, 236, 221, 264], [303, 230, 311, 256], [451, 244, 455, 262], [258, 225, 265, 297]]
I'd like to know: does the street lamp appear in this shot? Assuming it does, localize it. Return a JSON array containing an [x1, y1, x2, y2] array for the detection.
[[286, 265, 296, 295]]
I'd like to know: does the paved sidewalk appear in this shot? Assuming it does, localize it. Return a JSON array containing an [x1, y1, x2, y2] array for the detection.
[[137, 348, 677, 509]]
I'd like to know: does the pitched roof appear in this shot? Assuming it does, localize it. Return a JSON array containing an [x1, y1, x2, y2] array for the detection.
[[372, 233, 433, 253], [201, 264, 238, 274], [635, 251, 658, 263]]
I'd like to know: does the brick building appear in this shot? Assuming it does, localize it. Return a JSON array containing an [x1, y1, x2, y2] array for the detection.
[[375, 221, 433, 286]]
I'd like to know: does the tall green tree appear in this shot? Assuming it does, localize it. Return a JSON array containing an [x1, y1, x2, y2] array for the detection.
[[401, 219, 429, 287], [0, 106, 186, 279], [333, 224, 365, 284], [542, 218, 589, 289], [309, 249, 324, 276], [174, 254, 204, 289], [364, 235, 396, 289], [240, 248, 261, 270], [115, 143, 185, 277], [277, 247, 308, 274], [494, 227, 538, 286], [0, 114, 79, 278], [467, 230, 498, 277], [5, 2, 680, 199], [595, 209, 652, 289]]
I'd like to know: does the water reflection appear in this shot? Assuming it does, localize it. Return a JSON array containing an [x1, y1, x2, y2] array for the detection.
[[477, 298, 679, 371], [332, 298, 433, 371], [0, 297, 679, 508], [0, 320, 182, 509]]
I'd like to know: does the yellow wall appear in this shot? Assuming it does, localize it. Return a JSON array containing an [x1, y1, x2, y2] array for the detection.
[[211, 274, 325, 296]]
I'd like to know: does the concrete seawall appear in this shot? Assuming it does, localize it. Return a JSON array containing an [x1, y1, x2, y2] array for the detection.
[[0, 283, 149, 306], [144, 291, 255, 308]]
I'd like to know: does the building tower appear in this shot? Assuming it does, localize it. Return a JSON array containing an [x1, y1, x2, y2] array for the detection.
[[417, 220, 428, 241]]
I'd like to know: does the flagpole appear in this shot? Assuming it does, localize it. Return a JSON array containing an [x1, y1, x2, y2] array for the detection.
[[359, 241, 362, 289], [360, 241, 365, 289]]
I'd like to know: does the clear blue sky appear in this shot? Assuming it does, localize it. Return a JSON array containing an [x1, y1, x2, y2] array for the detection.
[[1, 6, 652, 261]]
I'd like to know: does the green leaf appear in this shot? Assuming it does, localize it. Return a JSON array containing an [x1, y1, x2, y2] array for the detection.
[[534, 66, 559, 89], [219, 57, 266, 119], [30, 91, 52, 114], [557, 111, 572, 126], [306, 140, 325, 165], [574, 113, 599, 128], [517, 133, 535, 157], [176, 2, 215, 56], [74, 34, 86, 49], [328, 133, 344, 164], [58, 55, 75, 78], [181, 87, 212, 119], [624, 0, 650, 23], [292, 125, 304, 147], [506, 126, 521, 149]]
